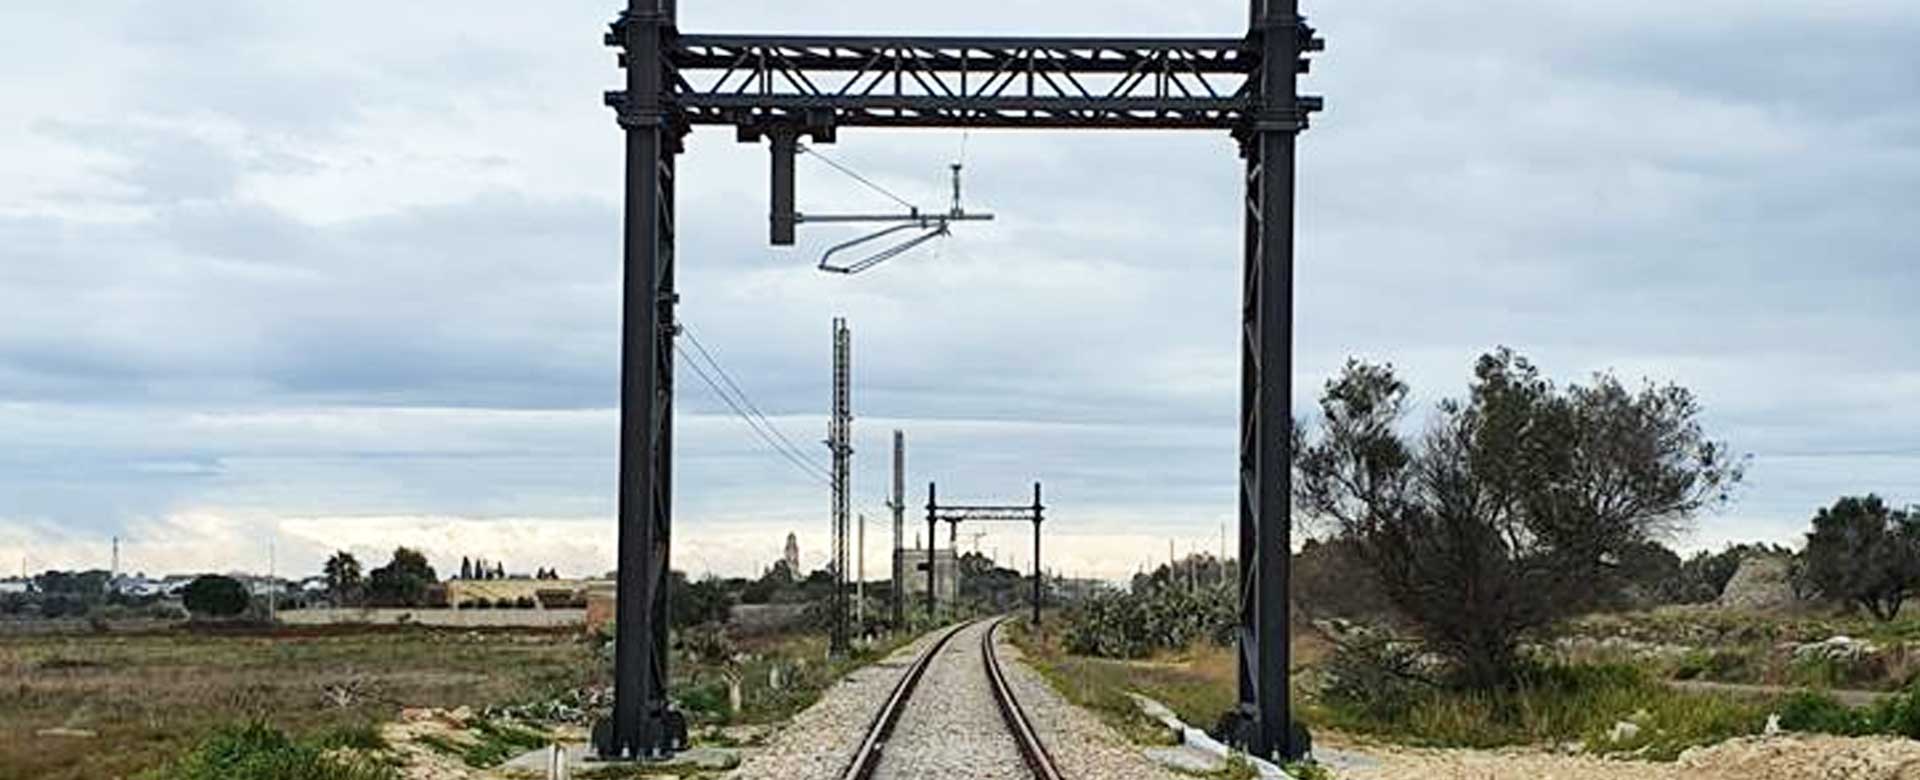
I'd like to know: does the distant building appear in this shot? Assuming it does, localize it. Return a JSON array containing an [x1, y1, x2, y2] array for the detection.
[[0, 579, 28, 595], [155, 575, 198, 596], [895, 547, 958, 604], [111, 574, 167, 598], [1051, 577, 1114, 604], [783, 533, 801, 574]]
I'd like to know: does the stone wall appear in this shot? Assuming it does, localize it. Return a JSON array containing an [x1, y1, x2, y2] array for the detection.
[[277, 607, 586, 628]]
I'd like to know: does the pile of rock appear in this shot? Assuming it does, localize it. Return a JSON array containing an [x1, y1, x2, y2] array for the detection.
[[1789, 635, 1877, 664], [1714, 554, 1799, 612]]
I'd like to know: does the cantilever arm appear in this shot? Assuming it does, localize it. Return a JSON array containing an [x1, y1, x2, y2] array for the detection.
[[817, 221, 953, 275]]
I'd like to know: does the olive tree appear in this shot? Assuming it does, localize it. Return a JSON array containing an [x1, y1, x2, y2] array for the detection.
[[1294, 350, 1741, 689], [1802, 495, 1920, 621]]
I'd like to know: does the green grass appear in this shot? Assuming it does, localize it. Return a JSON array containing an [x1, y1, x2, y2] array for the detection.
[[673, 629, 920, 727], [1308, 662, 1775, 760], [139, 722, 399, 780], [401, 718, 553, 768], [1007, 617, 1191, 745], [1671, 647, 1763, 683], [1282, 760, 1338, 780], [312, 722, 388, 752], [461, 719, 551, 767]]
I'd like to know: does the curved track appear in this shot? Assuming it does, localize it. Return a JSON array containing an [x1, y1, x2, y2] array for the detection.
[[842, 617, 1062, 780]]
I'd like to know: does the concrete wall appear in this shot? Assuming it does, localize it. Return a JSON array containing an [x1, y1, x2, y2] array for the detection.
[[896, 548, 958, 603], [443, 578, 606, 607], [278, 608, 586, 628]]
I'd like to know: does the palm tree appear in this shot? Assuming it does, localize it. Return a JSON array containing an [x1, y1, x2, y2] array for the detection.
[[323, 551, 363, 606]]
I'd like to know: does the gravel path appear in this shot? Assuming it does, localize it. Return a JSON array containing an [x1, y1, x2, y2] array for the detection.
[[723, 628, 950, 780], [1324, 733, 1920, 780], [872, 619, 1027, 779], [992, 626, 1188, 780]]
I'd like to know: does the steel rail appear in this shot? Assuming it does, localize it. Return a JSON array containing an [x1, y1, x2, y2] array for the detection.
[[983, 616, 1065, 780], [841, 619, 977, 780]]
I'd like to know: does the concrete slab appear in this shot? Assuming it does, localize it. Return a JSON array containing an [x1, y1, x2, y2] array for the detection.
[[1128, 693, 1296, 780]]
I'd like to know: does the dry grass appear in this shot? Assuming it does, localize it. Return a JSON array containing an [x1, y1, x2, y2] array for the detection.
[[1010, 615, 1270, 743], [0, 625, 599, 780]]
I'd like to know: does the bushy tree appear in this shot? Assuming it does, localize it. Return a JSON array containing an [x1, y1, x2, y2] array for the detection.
[[671, 572, 733, 629], [1611, 540, 1685, 607], [322, 551, 363, 606], [1802, 496, 1920, 621], [1294, 537, 1396, 622], [182, 575, 250, 618], [1294, 350, 1742, 689], [365, 548, 437, 607], [740, 560, 797, 604]]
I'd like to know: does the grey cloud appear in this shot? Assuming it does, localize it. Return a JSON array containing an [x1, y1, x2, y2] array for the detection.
[[3, 0, 1919, 574]]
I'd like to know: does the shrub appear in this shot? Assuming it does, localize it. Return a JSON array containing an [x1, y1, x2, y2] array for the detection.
[[1672, 648, 1758, 683], [1060, 583, 1235, 659], [1317, 631, 1434, 718], [1313, 661, 1769, 759], [182, 576, 250, 618], [148, 722, 397, 780], [1777, 691, 1875, 736], [1874, 684, 1920, 738]]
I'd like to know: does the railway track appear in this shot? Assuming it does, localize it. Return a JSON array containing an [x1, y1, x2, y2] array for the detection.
[[842, 616, 1064, 780]]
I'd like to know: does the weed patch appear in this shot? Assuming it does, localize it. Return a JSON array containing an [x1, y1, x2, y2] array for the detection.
[[140, 722, 398, 780], [1310, 662, 1773, 760]]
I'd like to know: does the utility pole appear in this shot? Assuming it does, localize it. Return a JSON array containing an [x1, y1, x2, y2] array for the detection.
[[109, 536, 119, 594], [267, 538, 277, 623], [1032, 482, 1043, 627], [888, 430, 904, 629], [827, 317, 852, 656], [1190, 541, 1199, 594], [1220, 523, 1227, 589], [856, 512, 866, 627]]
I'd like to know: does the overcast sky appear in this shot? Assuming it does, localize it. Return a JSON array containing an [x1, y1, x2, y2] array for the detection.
[[2, 1, 1917, 582]]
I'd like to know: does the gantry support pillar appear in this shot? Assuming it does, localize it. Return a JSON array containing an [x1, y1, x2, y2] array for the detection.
[[601, 0, 687, 761], [1233, 0, 1314, 763]]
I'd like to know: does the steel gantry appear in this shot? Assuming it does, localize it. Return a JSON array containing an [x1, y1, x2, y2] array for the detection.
[[599, 0, 1322, 763], [924, 482, 1047, 627]]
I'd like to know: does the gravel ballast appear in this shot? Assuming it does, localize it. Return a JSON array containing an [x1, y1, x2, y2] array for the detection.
[[872, 619, 1027, 779], [723, 628, 949, 780], [993, 628, 1190, 780]]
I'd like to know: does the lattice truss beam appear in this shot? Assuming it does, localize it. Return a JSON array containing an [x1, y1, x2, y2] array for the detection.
[[930, 506, 1039, 523], [606, 27, 1322, 130]]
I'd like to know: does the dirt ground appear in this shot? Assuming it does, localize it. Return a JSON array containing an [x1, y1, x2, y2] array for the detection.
[[1325, 734, 1920, 780], [0, 626, 597, 780]]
